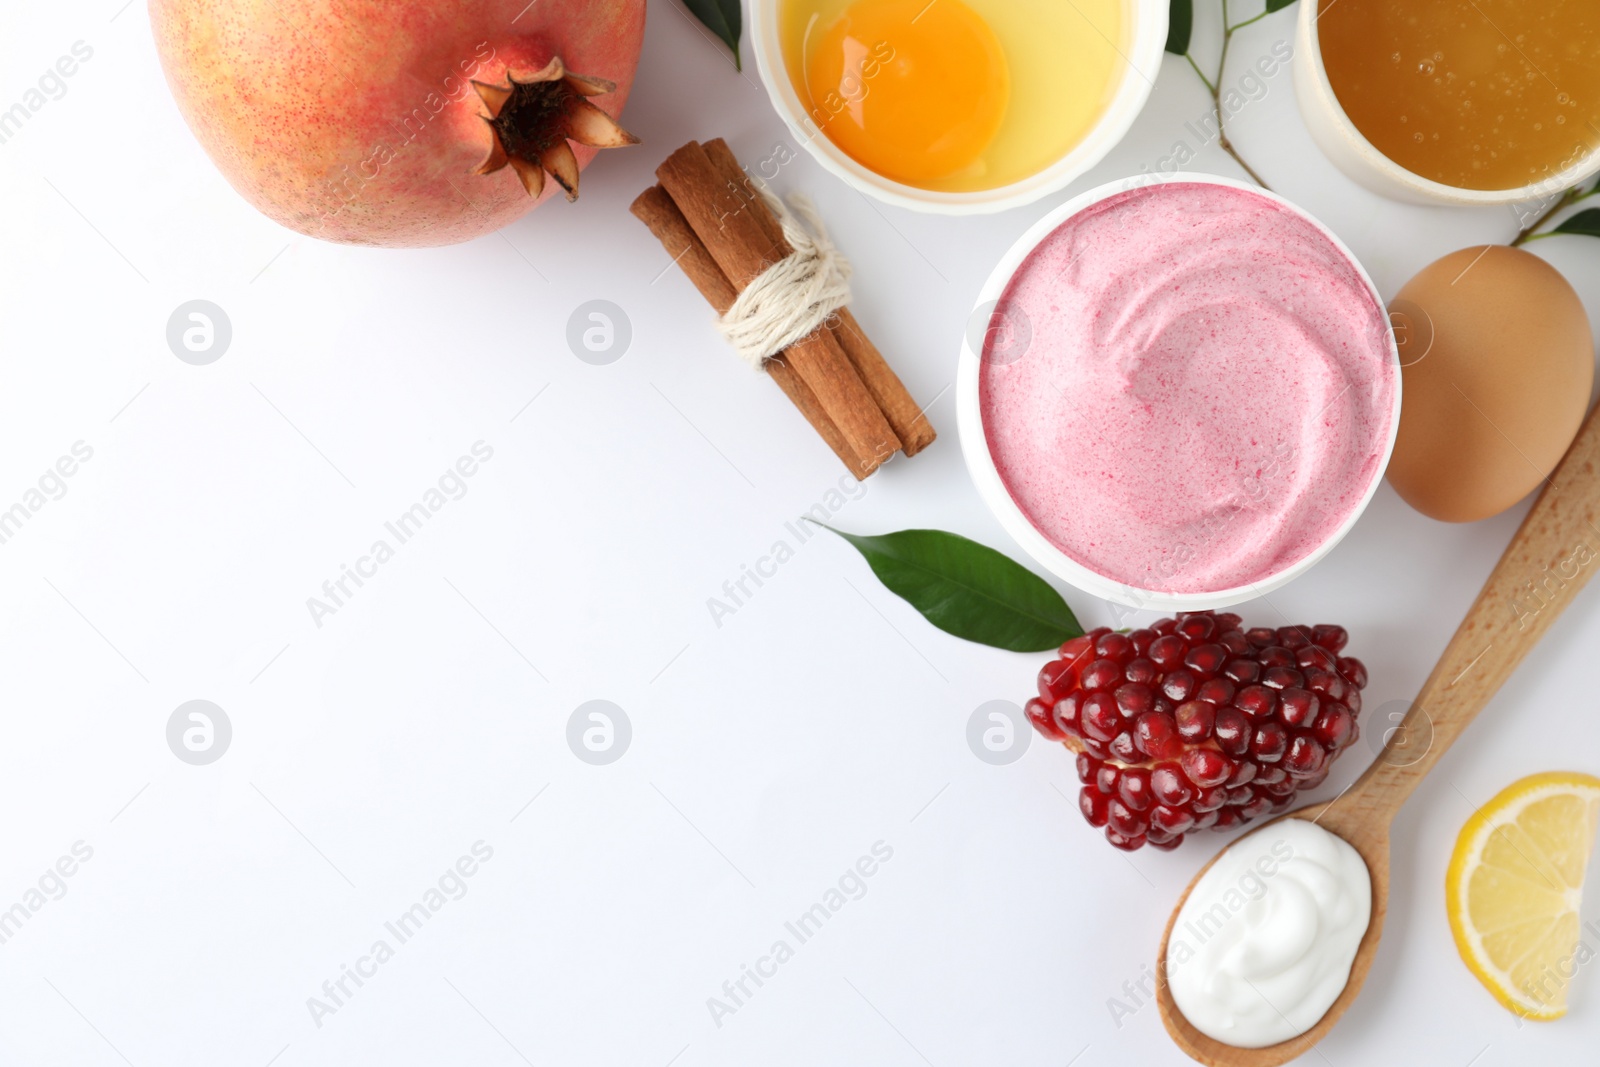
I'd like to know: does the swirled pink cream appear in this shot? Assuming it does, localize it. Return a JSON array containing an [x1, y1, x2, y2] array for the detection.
[[979, 182, 1396, 594]]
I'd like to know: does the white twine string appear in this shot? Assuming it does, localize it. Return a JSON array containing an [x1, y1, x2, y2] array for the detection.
[[717, 190, 853, 369]]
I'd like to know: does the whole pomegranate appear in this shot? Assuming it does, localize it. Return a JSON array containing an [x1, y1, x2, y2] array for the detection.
[[151, 0, 647, 246]]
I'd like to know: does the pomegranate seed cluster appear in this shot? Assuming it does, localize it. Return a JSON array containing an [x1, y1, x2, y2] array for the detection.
[[1025, 611, 1368, 852]]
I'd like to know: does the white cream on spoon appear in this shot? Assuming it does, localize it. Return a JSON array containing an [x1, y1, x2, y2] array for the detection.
[[1166, 819, 1372, 1048]]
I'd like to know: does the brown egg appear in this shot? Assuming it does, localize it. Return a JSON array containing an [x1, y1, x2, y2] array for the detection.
[[1387, 245, 1594, 523]]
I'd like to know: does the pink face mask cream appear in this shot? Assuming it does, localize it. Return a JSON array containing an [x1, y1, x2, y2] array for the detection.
[[958, 176, 1399, 608]]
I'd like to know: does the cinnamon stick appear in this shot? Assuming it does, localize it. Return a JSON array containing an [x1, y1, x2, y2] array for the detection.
[[656, 141, 901, 472], [766, 357, 874, 480], [630, 186, 733, 303], [702, 139, 937, 457], [828, 310, 937, 456], [629, 185, 874, 479]]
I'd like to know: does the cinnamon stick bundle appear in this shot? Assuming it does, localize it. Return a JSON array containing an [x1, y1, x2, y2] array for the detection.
[[630, 140, 934, 478]]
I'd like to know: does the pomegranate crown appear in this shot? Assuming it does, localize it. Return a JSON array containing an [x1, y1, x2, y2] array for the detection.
[[472, 56, 639, 201]]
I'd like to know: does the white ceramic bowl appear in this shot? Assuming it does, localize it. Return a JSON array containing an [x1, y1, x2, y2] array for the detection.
[[748, 0, 1168, 214], [1293, 0, 1600, 206], [956, 173, 1402, 611]]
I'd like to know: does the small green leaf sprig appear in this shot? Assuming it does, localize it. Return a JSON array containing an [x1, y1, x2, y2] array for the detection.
[[810, 522, 1082, 653], [1513, 180, 1600, 246], [1165, 0, 1298, 190], [681, 0, 743, 69]]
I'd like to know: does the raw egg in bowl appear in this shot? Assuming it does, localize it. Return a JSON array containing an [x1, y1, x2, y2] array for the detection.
[[749, 0, 1169, 213]]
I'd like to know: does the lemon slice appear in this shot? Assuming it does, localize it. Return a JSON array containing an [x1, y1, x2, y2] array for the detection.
[[1447, 771, 1600, 1019]]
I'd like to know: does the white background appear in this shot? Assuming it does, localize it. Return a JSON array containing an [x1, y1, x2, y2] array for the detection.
[[2, 2, 1599, 1065]]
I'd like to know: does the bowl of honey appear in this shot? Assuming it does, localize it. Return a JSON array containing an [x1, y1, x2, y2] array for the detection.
[[1294, 0, 1600, 204], [749, 0, 1169, 213]]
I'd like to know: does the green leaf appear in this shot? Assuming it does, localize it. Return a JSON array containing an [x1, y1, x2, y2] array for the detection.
[[1552, 208, 1600, 238], [681, 0, 743, 70], [1166, 0, 1193, 54], [1266, 0, 1298, 13], [813, 523, 1082, 653]]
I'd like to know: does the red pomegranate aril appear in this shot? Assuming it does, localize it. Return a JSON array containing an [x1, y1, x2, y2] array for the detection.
[[1216, 612, 1243, 630], [1312, 624, 1348, 652], [1185, 643, 1228, 675], [1296, 767, 1331, 790], [1239, 793, 1273, 820], [1134, 711, 1184, 759], [1226, 760, 1258, 788], [1219, 630, 1251, 655], [1107, 799, 1148, 837], [1305, 667, 1348, 702], [1284, 733, 1327, 776], [1258, 646, 1296, 669], [1211, 808, 1242, 831], [1117, 767, 1153, 811], [1149, 634, 1187, 668], [1105, 828, 1146, 851], [1196, 677, 1236, 706], [1192, 784, 1227, 812], [1250, 722, 1289, 763], [1096, 632, 1134, 662], [1263, 666, 1306, 691], [1345, 689, 1363, 715], [1278, 687, 1320, 727], [1079, 658, 1123, 691], [1176, 613, 1216, 641], [1128, 628, 1156, 654], [1114, 683, 1156, 719], [1052, 692, 1083, 734], [1151, 617, 1177, 635], [1059, 634, 1094, 662], [1081, 737, 1112, 761], [1174, 700, 1216, 742], [1161, 669, 1199, 702], [1223, 658, 1262, 685], [1095, 764, 1119, 795], [1038, 660, 1076, 702], [1081, 692, 1122, 742], [1225, 785, 1254, 806], [1181, 747, 1233, 788], [1109, 731, 1140, 763], [1262, 776, 1297, 797], [1235, 684, 1278, 719], [1270, 795, 1296, 813], [1256, 764, 1288, 786], [1076, 751, 1100, 784], [1312, 703, 1356, 750], [1192, 809, 1221, 830], [1124, 657, 1159, 684], [1146, 832, 1183, 851], [1213, 707, 1251, 757], [1337, 656, 1368, 688], [1296, 645, 1338, 672], [1025, 698, 1063, 741], [1150, 804, 1196, 835], [1245, 627, 1277, 647], [1277, 626, 1312, 650], [1080, 787, 1110, 827], [1151, 762, 1194, 807]]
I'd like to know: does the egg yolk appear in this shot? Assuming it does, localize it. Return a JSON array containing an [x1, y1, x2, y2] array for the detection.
[[804, 0, 1010, 184]]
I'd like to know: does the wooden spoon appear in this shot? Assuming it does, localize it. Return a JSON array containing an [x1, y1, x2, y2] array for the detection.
[[1157, 397, 1600, 1066]]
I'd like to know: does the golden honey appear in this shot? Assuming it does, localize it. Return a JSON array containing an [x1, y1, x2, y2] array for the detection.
[[1318, 0, 1600, 190]]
